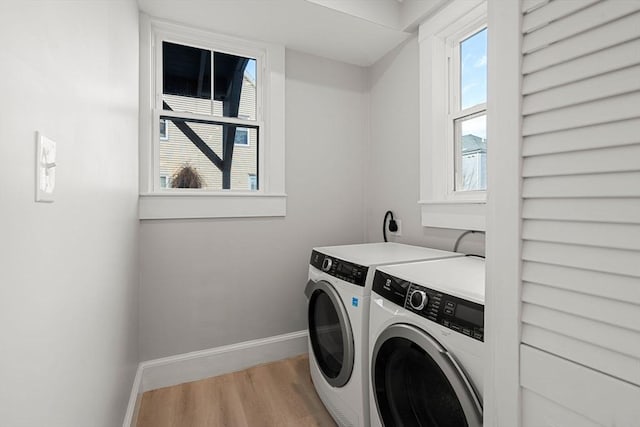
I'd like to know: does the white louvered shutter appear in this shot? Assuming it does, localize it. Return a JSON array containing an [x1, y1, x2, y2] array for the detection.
[[519, 1, 640, 426]]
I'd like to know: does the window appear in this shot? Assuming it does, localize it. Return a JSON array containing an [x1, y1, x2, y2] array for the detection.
[[160, 175, 171, 188], [419, 0, 487, 230], [453, 28, 487, 192], [248, 174, 257, 191], [139, 16, 286, 219], [159, 119, 169, 140], [234, 128, 249, 145], [159, 41, 258, 191]]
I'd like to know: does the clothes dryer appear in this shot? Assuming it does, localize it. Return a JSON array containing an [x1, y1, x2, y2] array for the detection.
[[369, 257, 485, 427], [305, 243, 462, 426]]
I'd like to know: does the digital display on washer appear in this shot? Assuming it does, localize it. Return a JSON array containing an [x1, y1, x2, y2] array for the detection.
[[336, 262, 353, 275], [310, 250, 367, 286], [455, 304, 483, 327]]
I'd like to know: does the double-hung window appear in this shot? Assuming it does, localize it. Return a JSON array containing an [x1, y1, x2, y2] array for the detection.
[[451, 27, 487, 193], [419, 0, 487, 230], [159, 41, 259, 191], [139, 17, 286, 219]]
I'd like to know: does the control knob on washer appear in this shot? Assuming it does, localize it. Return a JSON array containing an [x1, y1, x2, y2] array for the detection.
[[409, 290, 428, 310], [321, 258, 333, 272]]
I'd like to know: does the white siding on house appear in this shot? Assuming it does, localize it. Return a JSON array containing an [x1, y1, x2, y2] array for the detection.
[[518, 1, 640, 425]]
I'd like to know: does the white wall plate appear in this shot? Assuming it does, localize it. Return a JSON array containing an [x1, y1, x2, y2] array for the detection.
[[36, 132, 56, 203]]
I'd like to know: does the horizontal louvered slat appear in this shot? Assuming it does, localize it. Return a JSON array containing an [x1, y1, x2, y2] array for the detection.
[[521, 304, 640, 358], [523, 261, 640, 304], [523, 220, 640, 251], [522, 390, 601, 427], [523, 144, 640, 177], [522, 92, 640, 135], [523, 1, 640, 54], [522, 65, 640, 115], [523, 38, 640, 94], [522, 11, 640, 74], [523, 198, 640, 224], [522, 325, 640, 386], [523, 282, 640, 331], [521, 345, 640, 426], [522, 0, 549, 14], [522, 171, 640, 198], [522, 119, 640, 156], [518, 1, 640, 421], [522, 0, 599, 34], [522, 241, 640, 277]]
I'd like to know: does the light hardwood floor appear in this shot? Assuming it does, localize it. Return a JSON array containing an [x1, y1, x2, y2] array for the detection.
[[136, 354, 337, 427]]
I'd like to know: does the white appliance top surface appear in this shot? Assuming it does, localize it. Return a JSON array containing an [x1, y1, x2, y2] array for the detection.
[[378, 257, 485, 304], [313, 242, 461, 267]]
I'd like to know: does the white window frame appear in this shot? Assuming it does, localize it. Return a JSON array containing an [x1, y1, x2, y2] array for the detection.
[[138, 15, 286, 219], [419, 0, 487, 230]]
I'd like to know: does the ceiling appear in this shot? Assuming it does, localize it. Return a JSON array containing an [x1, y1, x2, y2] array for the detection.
[[137, 0, 447, 67]]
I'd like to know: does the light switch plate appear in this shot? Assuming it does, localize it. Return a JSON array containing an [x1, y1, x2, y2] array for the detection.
[[36, 132, 56, 203]]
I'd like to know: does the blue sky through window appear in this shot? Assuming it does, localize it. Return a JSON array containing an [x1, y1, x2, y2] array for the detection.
[[460, 28, 487, 111], [245, 59, 256, 82]]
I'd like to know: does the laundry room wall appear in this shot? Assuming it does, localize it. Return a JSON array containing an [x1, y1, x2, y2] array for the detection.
[[139, 50, 368, 361], [365, 36, 485, 256], [0, 1, 139, 427]]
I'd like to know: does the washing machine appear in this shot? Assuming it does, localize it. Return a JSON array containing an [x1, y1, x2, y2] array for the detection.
[[304, 243, 463, 427], [368, 256, 485, 427]]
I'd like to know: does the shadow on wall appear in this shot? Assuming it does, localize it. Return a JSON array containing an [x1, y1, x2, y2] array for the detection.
[[286, 49, 368, 93]]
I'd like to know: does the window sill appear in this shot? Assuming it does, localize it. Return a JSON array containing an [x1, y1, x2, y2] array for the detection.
[[139, 193, 287, 220], [419, 200, 486, 231]]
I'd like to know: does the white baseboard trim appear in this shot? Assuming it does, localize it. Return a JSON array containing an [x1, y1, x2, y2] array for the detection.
[[123, 330, 308, 427], [122, 364, 143, 427]]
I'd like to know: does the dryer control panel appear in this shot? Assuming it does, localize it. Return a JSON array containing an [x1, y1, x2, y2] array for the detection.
[[372, 270, 484, 342], [310, 250, 369, 287]]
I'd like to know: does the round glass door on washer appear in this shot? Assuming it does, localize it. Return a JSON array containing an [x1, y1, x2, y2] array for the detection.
[[305, 279, 354, 388], [372, 324, 482, 427]]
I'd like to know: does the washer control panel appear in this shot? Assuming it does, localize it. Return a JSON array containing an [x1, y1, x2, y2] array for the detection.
[[373, 270, 484, 342], [310, 250, 368, 287]]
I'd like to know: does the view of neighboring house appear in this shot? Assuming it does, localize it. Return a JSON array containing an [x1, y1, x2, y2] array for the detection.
[[159, 65, 258, 191], [461, 133, 487, 191]]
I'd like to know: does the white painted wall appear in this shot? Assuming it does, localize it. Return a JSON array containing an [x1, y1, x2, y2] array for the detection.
[[366, 36, 485, 256], [0, 1, 139, 426], [139, 50, 368, 360]]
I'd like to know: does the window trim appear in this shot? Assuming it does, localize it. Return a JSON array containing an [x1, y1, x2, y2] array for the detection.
[[418, 0, 487, 230], [138, 15, 286, 219]]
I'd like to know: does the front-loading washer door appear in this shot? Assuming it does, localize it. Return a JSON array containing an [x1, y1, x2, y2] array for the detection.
[[305, 279, 354, 388], [372, 323, 482, 427]]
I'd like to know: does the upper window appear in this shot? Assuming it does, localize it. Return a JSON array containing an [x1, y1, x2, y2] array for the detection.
[[139, 17, 286, 219], [418, 0, 487, 230]]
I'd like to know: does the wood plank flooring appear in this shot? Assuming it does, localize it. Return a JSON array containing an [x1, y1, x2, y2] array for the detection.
[[136, 354, 337, 427]]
